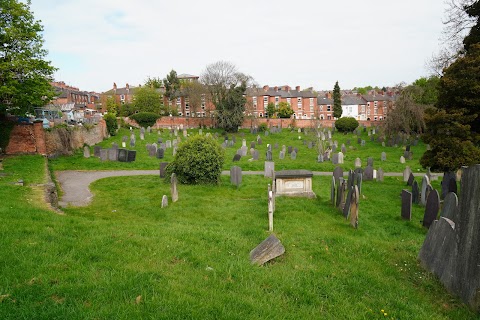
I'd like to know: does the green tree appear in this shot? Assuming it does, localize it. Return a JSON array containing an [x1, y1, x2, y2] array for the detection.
[[333, 81, 342, 118], [266, 102, 276, 118], [335, 117, 359, 132], [277, 101, 293, 118], [163, 70, 180, 101], [201, 61, 253, 132], [183, 80, 208, 117], [0, 0, 57, 116], [412, 76, 440, 105], [144, 76, 163, 89], [132, 87, 164, 114], [105, 96, 119, 115], [166, 135, 225, 185]]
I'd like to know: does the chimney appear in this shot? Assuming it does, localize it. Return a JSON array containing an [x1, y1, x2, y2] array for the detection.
[[263, 85, 269, 92], [113, 82, 117, 93], [274, 86, 278, 92], [295, 86, 300, 91], [326, 92, 332, 99], [283, 85, 290, 92], [126, 83, 130, 93]]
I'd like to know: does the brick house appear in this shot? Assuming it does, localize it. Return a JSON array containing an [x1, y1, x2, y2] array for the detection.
[[245, 85, 317, 119], [50, 81, 101, 121], [316, 92, 334, 120], [361, 92, 394, 121]]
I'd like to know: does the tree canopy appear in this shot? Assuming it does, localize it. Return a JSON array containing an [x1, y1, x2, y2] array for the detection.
[[0, 0, 56, 116], [163, 70, 180, 101], [132, 87, 164, 114], [333, 81, 342, 118], [277, 101, 294, 118]]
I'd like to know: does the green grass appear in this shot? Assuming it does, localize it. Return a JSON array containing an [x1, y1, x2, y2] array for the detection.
[[50, 127, 427, 173], [0, 156, 475, 319]]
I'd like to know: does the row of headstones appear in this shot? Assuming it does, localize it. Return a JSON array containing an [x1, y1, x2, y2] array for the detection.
[[401, 170, 458, 227], [85, 145, 137, 162], [333, 165, 385, 183], [234, 144, 300, 161], [161, 172, 178, 208], [331, 169, 361, 228]]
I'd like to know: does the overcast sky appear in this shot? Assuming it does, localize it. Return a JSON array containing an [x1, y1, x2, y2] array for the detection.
[[30, 0, 446, 93]]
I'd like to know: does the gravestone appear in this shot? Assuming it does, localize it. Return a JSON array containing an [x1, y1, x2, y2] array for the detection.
[[156, 148, 164, 159], [240, 146, 248, 156], [363, 166, 374, 181], [294, 147, 298, 154], [250, 234, 285, 266], [257, 138, 263, 145], [159, 162, 168, 178], [308, 141, 313, 149], [421, 175, 431, 206], [333, 167, 343, 183], [112, 142, 118, 150], [338, 152, 344, 164], [331, 153, 339, 165], [83, 146, 90, 158], [441, 172, 457, 199], [403, 166, 412, 182], [317, 154, 324, 163], [130, 138, 135, 147], [253, 150, 260, 160], [94, 146, 101, 157], [268, 190, 274, 231], [140, 132, 145, 140], [274, 143, 279, 149], [400, 156, 406, 164], [127, 150, 136, 162], [341, 144, 347, 154], [166, 140, 172, 148], [233, 154, 241, 162], [264, 161, 274, 178], [412, 180, 420, 204], [350, 186, 359, 228], [332, 145, 337, 153], [354, 158, 361, 168], [407, 172, 415, 186], [361, 140, 366, 146], [381, 152, 387, 161], [161, 195, 168, 208], [122, 136, 128, 142], [401, 190, 412, 220], [423, 189, 440, 228], [173, 146, 177, 156], [108, 148, 118, 161], [230, 166, 242, 186], [441, 192, 458, 221], [122, 142, 126, 148], [367, 157, 374, 167], [242, 139, 247, 147], [377, 168, 384, 182], [290, 151, 297, 160], [343, 186, 353, 218], [148, 146, 156, 157], [250, 142, 256, 149], [357, 138, 362, 144], [171, 173, 178, 202], [331, 176, 336, 206], [288, 146, 293, 154], [279, 151, 285, 160], [336, 178, 346, 209], [266, 150, 272, 161], [118, 149, 128, 162]]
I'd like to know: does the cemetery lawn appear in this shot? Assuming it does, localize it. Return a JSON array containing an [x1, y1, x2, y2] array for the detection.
[[50, 127, 427, 173], [0, 155, 476, 319]]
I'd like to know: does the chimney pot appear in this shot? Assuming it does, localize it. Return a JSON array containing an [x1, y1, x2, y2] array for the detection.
[[296, 86, 300, 91]]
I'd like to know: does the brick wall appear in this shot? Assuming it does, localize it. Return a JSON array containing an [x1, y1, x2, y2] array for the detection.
[[6, 122, 46, 155]]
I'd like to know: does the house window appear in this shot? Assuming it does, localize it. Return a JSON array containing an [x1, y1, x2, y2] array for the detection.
[[275, 96, 279, 103], [309, 98, 314, 107], [287, 98, 291, 104], [361, 105, 365, 113], [374, 107, 378, 115], [367, 102, 370, 107], [186, 111, 190, 117], [185, 98, 190, 110], [178, 112, 183, 116], [374, 101, 378, 107], [120, 94, 125, 101], [327, 105, 331, 111], [263, 96, 268, 106], [253, 96, 257, 109], [320, 105, 324, 111], [297, 97, 302, 109], [202, 112, 206, 117], [374, 116, 378, 121], [383, 106, 387, 114], [320, 114, 324, 120], [259, 112, 263, 117], [327, 115, 331, 120]]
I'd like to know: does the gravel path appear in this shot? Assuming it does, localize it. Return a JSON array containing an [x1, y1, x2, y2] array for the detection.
[[55, 170, 428, 208]]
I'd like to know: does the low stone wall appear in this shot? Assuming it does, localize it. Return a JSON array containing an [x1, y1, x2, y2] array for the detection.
[[6, 120, 107, 156]]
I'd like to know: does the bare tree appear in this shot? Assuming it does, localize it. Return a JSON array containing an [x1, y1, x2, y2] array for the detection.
[[183, 81, 208, 118], [428, 0, 477, 75]]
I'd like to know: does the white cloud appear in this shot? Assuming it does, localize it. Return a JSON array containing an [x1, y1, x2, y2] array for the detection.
[[30, 0, 446, 92]]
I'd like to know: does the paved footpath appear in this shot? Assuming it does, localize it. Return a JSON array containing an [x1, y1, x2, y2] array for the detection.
[[55, 170, 427, 208]]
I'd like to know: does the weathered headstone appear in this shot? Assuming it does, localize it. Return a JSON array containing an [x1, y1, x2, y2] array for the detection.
[[331, 153, 339, 165], [171, 173, 178, 202], [441, 172, 457, 199], [401, 190, 412, 220], [230, 166, 242, 186], [421, 175, 431, 206], [264, 161, 274, 178], [317, 154, 324, 163], [156, 148, 164, 159], [333, 167, 343, 183], [250, 235, 285, 266], [290, 151, 297, 160], [336, 178, 345, 208], [99, 149, 108, 161], [440, 192, 458, 221], [354, 158, 361, 168], [266, 150, 273, 161], [412, 180, 420, 204], [233, 154, 241, 162], [94, 146, 101, 157], [400, 156, 406, 164], [331, 176, 336, 206], [350, 186, 359, 228], [407, 172, 415, 186], [83, 146, 90, 158], [279, 151, 285, 160], [127, 150, 136, 162], [377, 168, 384, 182], [423, 189, 440, 228], [367, 157, 374, 167], [161, 195, 168, 208], [343, 186, 353, 218], [108, 148, 118, 161], [381, 152, 387, 161], [338, 152, 344, 164], [403, 166, 412, 182], [363, 165, 374, 181], [117, 149, 128, 162]]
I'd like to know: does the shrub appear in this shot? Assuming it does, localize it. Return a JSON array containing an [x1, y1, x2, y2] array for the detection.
[[103, 113, 118, 136], [258, 123, 268, 132], [335, 117, 359, 132], [129, 112, 161, 128], [166, 135, 225, 185]]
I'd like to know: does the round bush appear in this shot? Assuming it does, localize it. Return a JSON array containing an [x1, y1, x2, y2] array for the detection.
[[167, 135, 225, 185], [129, 112, 161, 128], [335, 117, 359, 133]]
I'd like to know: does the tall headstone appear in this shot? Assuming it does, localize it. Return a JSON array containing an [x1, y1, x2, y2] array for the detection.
[[421, 175, 431, 206], [350, 186, 359, 229], [403, 166, 412, 182], [377, 168, 384, 182], [266, 150, 273, 161], [331, 176, 336, 206], [83, 146, 90, 158], [354, 158, 362, 168], [159, 162, 168, 178], [401, 190, 412, 220], [161, 195, 168, 208], [230, 166, 242, 186], [333, 167, 343, 183], [412, 180, 420, 204], [268, 190, 274, 231], [423, 189, 440, 228], [441, 172, 457, 199], [381, 152, 386, 161], [171, 173, 178, 202], [338, 152, 344, 164], [264, 161, 274, 178], [407, 172, 415, 186], [343, 186, 354, 218], [363, 166, 374, 181]]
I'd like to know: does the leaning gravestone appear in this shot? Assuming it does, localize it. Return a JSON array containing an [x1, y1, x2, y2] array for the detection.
[[250, 234, 285, 266], [83, 146, 90, 158], [423, 189, 440, 228], [401, 190, 412, 220], [363, 165, 374, 181], [440, 192, 458, 221], [171, 173, 178, 202], [117, 149, 128, 162], [159, 162, 168, 178], [230, 166, 242, 186], [421, 175, 431, 206]]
